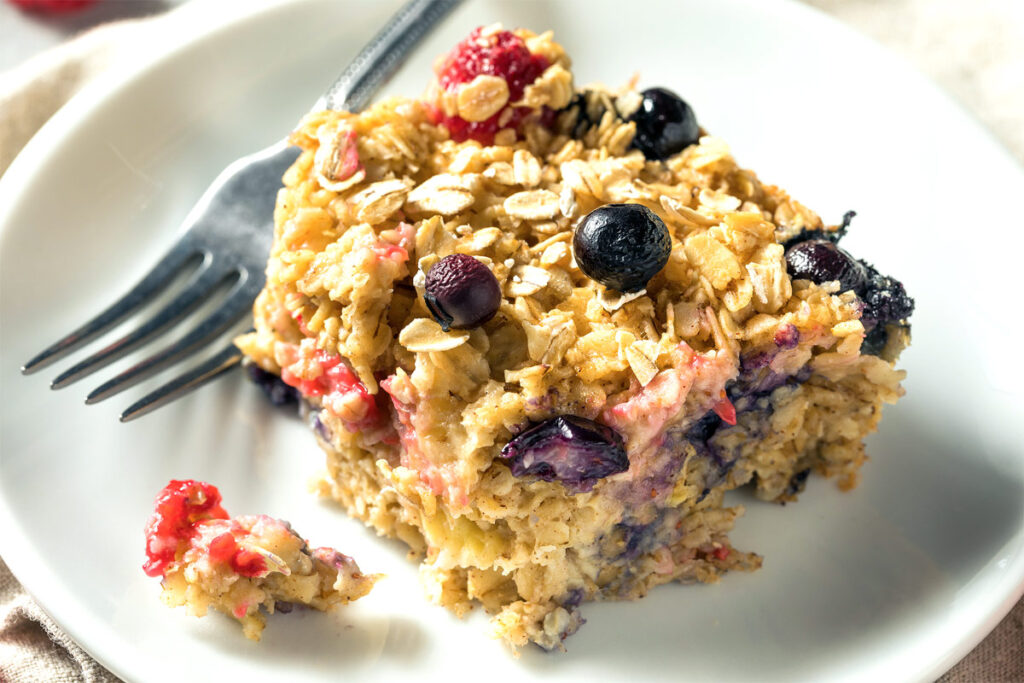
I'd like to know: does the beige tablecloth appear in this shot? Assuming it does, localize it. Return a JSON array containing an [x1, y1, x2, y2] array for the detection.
[[0, 1, 1021, 681]]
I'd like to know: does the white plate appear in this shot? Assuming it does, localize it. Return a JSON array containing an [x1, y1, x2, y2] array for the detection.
[[2, 0, 1023, 681]]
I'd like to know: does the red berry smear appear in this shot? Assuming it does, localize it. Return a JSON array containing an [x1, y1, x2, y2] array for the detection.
[[7, 0, 97, 12], [280, 349, 382, 432], [143, 479, 228, 577], [711, 393, 737, 426], [203, 520, 269, 578], [432, 27, 549, 144], [143, 481, 270, 579]]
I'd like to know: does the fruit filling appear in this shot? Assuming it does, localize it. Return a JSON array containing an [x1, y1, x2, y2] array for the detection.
[[499, 415, 629, 492], [426, 25, 569, 144], [143, 480, 376, 640], [277, 340, 384, 434], [144, 479, 228, 578], [424, 253, 503, 330]]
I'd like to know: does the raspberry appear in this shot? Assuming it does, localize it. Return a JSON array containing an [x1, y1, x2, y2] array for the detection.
[[279, 350, 382, 432], [7, 0, 98, 12], [432, 27, 549, 144], [143, 480, 229, 577], [206, 525, 267, 578], [437, 28, 547, 101]]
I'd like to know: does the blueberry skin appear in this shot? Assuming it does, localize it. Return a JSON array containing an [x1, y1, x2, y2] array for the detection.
[[784, 236, 914, 357], [861, 271, 914, 324], [629, 87, 700, 161], [784, 468, 811, 498], [573, 203, 671, 293], [424, 253, 502, 331], [784, 240, 867, 294], [499, 416, 629, 492], [860, 323, 891, 356], [245, 364, 299, 408], [784, 239, 914, 322]]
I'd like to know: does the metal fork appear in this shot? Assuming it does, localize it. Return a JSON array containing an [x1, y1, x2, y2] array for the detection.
[[21, 0, 463, 422]]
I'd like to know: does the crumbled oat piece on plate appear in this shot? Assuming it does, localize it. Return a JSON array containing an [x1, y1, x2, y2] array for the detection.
[[144, 480, 376, 640]]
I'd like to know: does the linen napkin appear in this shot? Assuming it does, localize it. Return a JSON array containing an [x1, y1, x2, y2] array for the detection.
[[0, 557, 120, 683]]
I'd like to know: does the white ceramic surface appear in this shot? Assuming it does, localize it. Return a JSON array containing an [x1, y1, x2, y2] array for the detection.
[[2, 1, 1023, 681]]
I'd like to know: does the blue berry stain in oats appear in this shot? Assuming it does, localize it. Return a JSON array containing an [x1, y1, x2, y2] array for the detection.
[[246, 364, 299, 408]]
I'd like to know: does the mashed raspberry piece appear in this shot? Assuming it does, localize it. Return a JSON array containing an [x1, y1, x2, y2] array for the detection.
[[429, 26, 550, 143], [144, 480, 377, 640]]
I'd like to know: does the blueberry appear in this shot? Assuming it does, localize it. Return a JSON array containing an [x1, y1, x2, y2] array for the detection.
[[629, 87, 700, 160], [499, 415, 629, 492], [686, 410, 723, 445], [784, 468, 811, 498], [784, 239, 914, 356], [573, 203, 671, 292], [861, 270, 914, 324], [860, 323, 891, 356], [424, 253, 502, 331], [784, 240, 867, 293], [246, 363, 299, 408]]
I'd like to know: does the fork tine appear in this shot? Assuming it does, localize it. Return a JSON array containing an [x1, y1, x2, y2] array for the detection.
[[85, 274, 261, 403], [21, 242, 202, 374], [49, 256, 227, 389], [119, 343, 243, 423]]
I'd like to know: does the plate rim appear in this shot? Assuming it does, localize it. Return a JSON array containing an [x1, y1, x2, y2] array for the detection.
[[1, 0, 1023, 681]]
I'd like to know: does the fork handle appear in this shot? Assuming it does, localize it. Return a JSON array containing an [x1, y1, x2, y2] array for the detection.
[[316, 0, 464, 113]]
